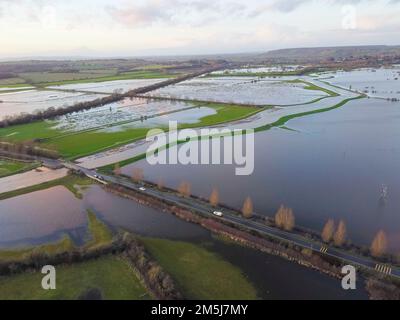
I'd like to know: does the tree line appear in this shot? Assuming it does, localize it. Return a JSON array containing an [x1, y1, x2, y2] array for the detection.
[[0, 140, 59, 159], [113, 168, 392, 262], [0, 64, 225, 129]]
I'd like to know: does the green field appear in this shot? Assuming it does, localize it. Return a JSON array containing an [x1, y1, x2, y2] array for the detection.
[[0, 68, 177, 89], [183, 103, 264, 128], [0, 255, 149, 300], [286, 79, 338, 97], [256, 95, 364, 132], [34, 70, 176, 87], [0, 78, 27, 86], [0, 120, 60, 141], [141, 238, 258, 300], [84, 211, 113, 250], [0, 103, 261, 160], [0, 158, 38, 178]]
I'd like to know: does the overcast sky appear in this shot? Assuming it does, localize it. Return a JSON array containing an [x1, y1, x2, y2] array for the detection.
[[0, 0, 399, 58]]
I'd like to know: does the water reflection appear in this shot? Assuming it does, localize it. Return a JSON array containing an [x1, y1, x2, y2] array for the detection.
[[124, 98, 400, 251], [0, 183, 369, 299]]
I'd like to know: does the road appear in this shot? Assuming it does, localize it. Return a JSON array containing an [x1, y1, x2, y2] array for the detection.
[[63, 161, 400, 279]]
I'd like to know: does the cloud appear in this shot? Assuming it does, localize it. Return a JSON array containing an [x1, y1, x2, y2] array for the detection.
[[106, 0, 248, 27], [261, 0, 399, 13]]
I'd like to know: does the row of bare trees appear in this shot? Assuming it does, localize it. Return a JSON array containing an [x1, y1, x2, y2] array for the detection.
[[113, 167, 391, 260], [321, 219, 347, 246], [0, 93, 124, 128], [321, 218, 388, 257]]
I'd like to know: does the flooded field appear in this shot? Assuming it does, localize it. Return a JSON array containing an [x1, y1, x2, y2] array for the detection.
[[0, 87, 34, 92], [211, 65, 304, 75], [0, 184, 368, 299], [321, 67, 400, 99], [0, 89, 107, 120], [123, 97, 400, 251], [48, 79, 166, 94], [145, 77, 328, 106], [0, 185, 207, 248], [99, 107, 216, 132], [53, 97, 201, 132]]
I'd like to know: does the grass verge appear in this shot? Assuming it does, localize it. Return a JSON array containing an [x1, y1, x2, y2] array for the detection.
[[0, 158, 39, 178], [84, 210, 113, 250]]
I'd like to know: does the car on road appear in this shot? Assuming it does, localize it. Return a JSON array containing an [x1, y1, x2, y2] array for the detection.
[[139, 187, 146, 191], [212, 211, 223, 217]]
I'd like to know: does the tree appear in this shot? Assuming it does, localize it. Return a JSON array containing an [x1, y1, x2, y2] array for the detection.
[[113, 163, 121, 176], [285, 208, 295, 231], [321, 219, 335, 243], [209, 188, 219, 207], [274, 205, 295, 231], [178, 181, 191, 197], [242, 197, 253, 218], [370, 230, 388, 258], [132, 168, 144, 183], [333, 220, 347, 247]]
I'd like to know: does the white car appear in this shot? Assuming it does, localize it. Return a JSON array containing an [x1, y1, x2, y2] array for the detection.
[[212, 211, 223, 217], [139, 187, 146, 191]]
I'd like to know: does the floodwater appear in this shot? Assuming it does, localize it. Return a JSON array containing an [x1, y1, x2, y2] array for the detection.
[[210, 65, 304, 75], [48, 79, 166, 94], [320, 67, 400, 99], [54, 97, 202, 132], [123, 97, 400, 252], [0, 184, 368, 299], [145, 77, 328, 106], [0, 185, 206, 248], [100, 106, 216, 132], [0, 90, 107, 120]]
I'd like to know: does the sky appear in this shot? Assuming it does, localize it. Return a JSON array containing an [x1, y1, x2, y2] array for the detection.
[[0, 0, 399, 58]]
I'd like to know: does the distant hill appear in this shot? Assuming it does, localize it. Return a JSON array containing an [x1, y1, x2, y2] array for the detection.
[[257, 45, 400, 62]]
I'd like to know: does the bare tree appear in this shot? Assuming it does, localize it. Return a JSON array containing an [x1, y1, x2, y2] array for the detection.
[[132, 168, 144, 183], [275, 205, 285, 228], [285, 208, 295, 231], [242, 197, 253, 219], [370, 230, 388, 258], [178, 181, 191, 197], [333, 220, 347, 247], [274, 205, 295, 231], [321, 219, 335, 243], [209, 188, 219, 207]]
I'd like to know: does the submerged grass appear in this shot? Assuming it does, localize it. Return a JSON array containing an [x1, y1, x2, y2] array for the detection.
[[0, 209, 113, 263], [0, 235, 75, 262], [0, 174, 93, 201]]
